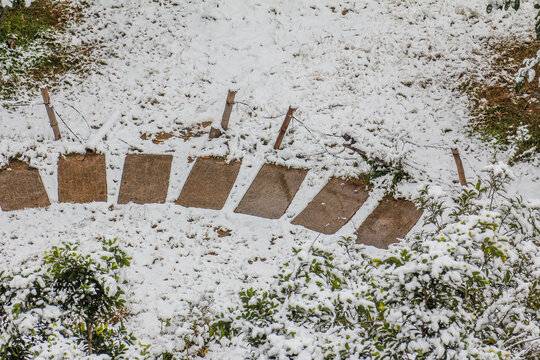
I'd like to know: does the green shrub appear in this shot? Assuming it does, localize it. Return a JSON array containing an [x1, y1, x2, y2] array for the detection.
[[0, 239, 150, 359], [212, 164, 540, 359]]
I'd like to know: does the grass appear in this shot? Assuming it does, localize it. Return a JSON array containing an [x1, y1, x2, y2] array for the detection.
[[467, 40, 540, 163], [0, 0, 91, 99]]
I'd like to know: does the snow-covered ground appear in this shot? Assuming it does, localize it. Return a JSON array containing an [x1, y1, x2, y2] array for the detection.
[[1, 0, 539, 358]]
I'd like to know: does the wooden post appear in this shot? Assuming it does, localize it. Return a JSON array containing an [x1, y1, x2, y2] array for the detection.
[[221, 90, 236, 130], [41, 87, 61, 140], [0, 7, 7, 29], [274, 107, 295, 150], [209, 90, 237, 139], [451, 148, 467, 186]]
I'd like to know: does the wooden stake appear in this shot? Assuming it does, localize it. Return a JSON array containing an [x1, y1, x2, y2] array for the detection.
[[221, 90, 236, 130], [274, 107, 295, 150], [451, 148, 467, 186], [209, 90, 237, 139], [41, 87, 61, 140], [0, 7, 7, 29]]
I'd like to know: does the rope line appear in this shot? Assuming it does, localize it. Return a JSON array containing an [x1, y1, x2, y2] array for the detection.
[[57, 100, 91, 135], [233, 101, 287, 119], [53, 108, 83, 144], [3, 95, 472, 187]]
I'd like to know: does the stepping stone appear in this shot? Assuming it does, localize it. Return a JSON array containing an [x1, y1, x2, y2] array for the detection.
[[176, 157, 241, 210], [0, 161, 50, 211], [58, 153, 107, 203], [235, 164, 307, 219], [355, 196, 423, 249], [292, 178, 369, 234], [118, 154, 172, 204]]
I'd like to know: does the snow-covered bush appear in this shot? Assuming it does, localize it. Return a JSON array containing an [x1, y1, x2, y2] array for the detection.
[[155, 294, 214, 360], [0, 239, 150, 359], [516, 49, 540, 92], [486, 0, 540, 40], [212, 164, 539, 359]]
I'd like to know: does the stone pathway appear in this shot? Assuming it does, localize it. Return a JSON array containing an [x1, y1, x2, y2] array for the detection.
[[292, 178, 370, 234], [355, 196, 423, 249], [58, 153, 107, 203], [235, 164, 308, 219], [0, 153, 424, 248], [176, 157, 241, 210], [118, 154, 172, 204], [0, 160, 50, 211]]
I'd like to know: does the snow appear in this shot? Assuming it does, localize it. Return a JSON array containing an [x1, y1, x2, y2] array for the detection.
[[1, 0, 539, 358]]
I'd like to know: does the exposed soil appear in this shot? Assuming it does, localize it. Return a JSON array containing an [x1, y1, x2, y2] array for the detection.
[[467, 40, 540, 162], [0, 0, 95, 99]]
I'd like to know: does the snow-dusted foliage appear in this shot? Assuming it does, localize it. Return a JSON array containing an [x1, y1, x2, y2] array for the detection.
[[0, 239, 150, 359], [487, 0, 540, 40], [212, 165, 540, 359], [155, 294, 214, 359], [516, 49, 540, 92]]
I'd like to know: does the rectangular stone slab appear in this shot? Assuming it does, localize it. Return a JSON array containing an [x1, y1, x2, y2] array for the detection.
[[355, 196, 423, 249], [176, 157, 241, 210], [0, 161, 50, 211], [292, 178, 369, 234], [118, 154, 172, 204], [235, 164, 307, 219], [58, 153, 107, 203]]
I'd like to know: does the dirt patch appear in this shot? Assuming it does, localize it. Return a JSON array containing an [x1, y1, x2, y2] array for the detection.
[[292, 178, 370, 234], [140, 122, 214, 144], [0, 0, 95, 99], [57, 152, 107, 203], [355, 196, 422, 249], [214, 227, 232, 238], [235, 164, 308, 219], [467, 40, 540, 162], [176, 157, 241, 210], [118, 154, 172, 204], [0, 160, 50, 211]]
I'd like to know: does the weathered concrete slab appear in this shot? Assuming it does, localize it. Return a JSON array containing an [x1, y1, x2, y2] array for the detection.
[[176, 157, 241, 210], [235, 164, 307, 219], [58, 153, 107, 203], [292, 178, 369, 234], [0, 161, 50, 211], [118, 154, 172, 204], [355, 196, 423, 249]]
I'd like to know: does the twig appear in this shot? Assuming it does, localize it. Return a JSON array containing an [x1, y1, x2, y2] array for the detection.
[[119, 139, 143, 152], [509, 336, 540, 349], [292, 115, 341, 139]]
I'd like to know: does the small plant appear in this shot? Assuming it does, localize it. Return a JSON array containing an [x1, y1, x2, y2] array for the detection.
[[0, 238, 150, 359], [515, 49, 540, 92], [156, 294, 214, 359]]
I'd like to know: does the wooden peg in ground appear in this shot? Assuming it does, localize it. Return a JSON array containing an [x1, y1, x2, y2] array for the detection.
[[40, 87, 61, 140], [0, 7, 7, 28], [274, 106, 295, 150], [451, 148, 467, 186], [209, 90, 237, 139]]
